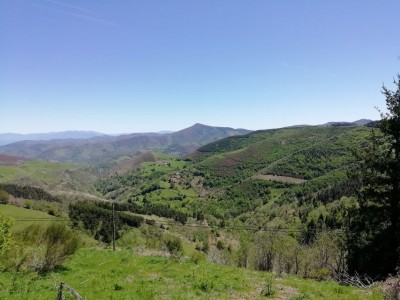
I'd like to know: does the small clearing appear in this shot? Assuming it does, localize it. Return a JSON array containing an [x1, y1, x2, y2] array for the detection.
[[254, 174, 307, 184]]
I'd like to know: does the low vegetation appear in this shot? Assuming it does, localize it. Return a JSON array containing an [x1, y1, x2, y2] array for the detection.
[[0, 247, 383, 299]]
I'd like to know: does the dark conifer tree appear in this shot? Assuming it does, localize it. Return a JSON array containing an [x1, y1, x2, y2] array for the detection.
[[347, 75, 400, 278]]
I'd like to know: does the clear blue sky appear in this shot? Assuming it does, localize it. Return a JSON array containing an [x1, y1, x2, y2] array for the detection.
[[1, 0, 400, 134]]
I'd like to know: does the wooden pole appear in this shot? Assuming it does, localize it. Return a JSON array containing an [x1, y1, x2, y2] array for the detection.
[[57, 282, 64, 300], [112, 203, 116, 251], [57, 281, 83, 300]]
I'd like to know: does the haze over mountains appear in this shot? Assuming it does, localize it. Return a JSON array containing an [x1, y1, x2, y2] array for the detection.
[[0, 120, 373, 164], [0, 131, 105, 146], [0, 123, 250, 163]]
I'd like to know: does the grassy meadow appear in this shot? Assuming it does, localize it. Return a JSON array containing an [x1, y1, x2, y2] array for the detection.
[[0, 204, 60, 231], [0, 248, 383, 300]]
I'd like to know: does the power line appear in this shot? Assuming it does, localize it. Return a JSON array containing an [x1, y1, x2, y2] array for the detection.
[[14, 218, 69, 221], [12, 218, 343, 233]]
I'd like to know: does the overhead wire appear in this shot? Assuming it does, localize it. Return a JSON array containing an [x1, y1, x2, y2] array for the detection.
[[12, 217, 343, 233]]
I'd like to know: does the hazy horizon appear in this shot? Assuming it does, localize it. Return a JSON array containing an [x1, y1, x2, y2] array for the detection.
[[0, 118, 375, 135], [2, 1, 399, 134]]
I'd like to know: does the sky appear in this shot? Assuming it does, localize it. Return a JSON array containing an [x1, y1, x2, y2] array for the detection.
[[1, 0, 400, 134]]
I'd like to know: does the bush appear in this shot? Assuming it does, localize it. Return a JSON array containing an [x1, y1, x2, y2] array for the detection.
[[308, 268, 330, 281], [190, 251, 205, 264], [216, 240, 224, 250], [0, 214, 13, 255], [261, 273, 275, 297], [7, 223, 80, 274], [164, 235, 183, 257], [0, 189, 10, 204]]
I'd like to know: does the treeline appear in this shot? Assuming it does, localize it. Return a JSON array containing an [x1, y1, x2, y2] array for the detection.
[[95, 173, 141, 195], [236, 229, 347, 282], [0, 184, 59, 202], [295, 179, 360, 207], [69, 200, 187, 243], [122, 201, 187, 224], [69, 201, 145, 243], [306, 179, 361, 205], [97, 201, 187, 224]]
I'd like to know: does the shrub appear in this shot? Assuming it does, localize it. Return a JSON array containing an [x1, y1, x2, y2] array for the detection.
[[308, 267, 330, 281], [164, 235, 183, 257], [201, 241, 209, 253], [261, 273, 275, 297], [216, 240, 224, 250], [9, 223, 80, 274], [190, 251, 205, 264], [0, 189, 9, 204], [0, 214, 13, 255]]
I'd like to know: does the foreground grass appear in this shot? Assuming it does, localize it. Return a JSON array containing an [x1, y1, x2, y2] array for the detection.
[[0, 248, 382, 300]]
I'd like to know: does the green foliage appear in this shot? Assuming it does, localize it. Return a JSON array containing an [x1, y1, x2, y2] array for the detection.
[[95, 172, 141, 195], [69, 201, 144, 243], [1, 223, 80, 273], [164, 235, 183, 257], [0, 188, 10, 204], [347, 75, 400, 278], [196, 126, 370, 187], [261, 273, 275, 297], [36, 223, 80, 273], [0, 214, 14, 256], [0, 184, 59, 202]]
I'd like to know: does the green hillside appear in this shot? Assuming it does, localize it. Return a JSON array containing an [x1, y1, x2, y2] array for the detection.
[[0, 204, 59, 231], [88, 125, 373, 241], [193, 126, 370, 186], [0, 160, 98, 195]]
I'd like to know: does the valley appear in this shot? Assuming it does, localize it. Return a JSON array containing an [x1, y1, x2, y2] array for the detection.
[[0, 121, 389, 299]]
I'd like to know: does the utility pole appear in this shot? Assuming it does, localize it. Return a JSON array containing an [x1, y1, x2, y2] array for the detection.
[[112, 203, 116, 251]]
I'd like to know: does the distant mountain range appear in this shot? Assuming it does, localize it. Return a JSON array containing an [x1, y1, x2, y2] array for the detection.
[[0, 131, 106, 146], [0, 124, 250, 163], [0, 120, 374, 164]]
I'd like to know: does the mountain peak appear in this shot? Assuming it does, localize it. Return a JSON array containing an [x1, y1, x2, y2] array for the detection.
[[191, 123, 210, 128]]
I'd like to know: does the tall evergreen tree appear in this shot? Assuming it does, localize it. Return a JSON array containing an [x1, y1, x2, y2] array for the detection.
[[347, 75, 400, 278]]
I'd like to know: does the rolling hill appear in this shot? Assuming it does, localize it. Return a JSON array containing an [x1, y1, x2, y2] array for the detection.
[[191, 125, 370, 186], [91, 124, 372, 226]]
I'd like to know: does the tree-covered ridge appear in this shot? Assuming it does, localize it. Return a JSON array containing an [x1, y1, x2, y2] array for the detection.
[[90, 125, 372, 234], [69, 201, 145, 243], [0, 183, 59, 202], [193, 126, 370, 187]]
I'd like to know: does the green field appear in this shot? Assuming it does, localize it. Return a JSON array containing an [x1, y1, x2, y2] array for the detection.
[[0, 204, 60, 231], [0, 161, 73, 183], [0, 160, 98, 195], [0, 248, 382, 300]]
